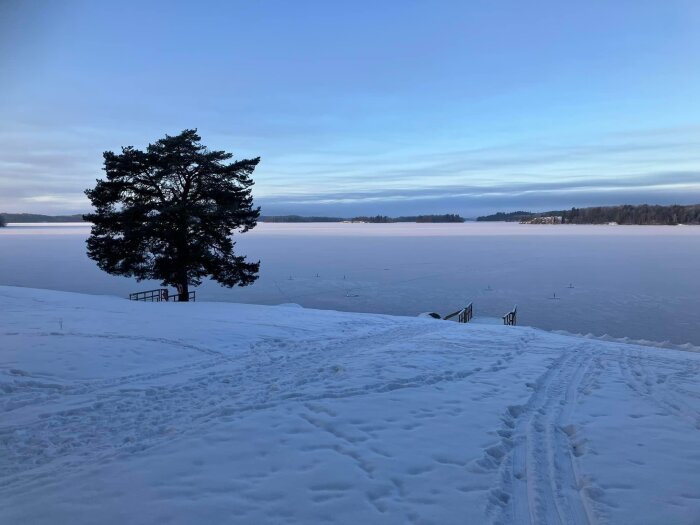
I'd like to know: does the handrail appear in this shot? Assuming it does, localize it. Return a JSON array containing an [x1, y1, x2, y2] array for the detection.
[[460, 303, 474, 323], [503, 305, 517, 326], [444, 302, 473, 323], [129, 289, 196, 302], [167, 291, 196, 302], [129, 289, 169, 302]]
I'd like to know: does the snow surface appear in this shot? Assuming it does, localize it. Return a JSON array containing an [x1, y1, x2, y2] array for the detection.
[[2, 286, 700, 524]]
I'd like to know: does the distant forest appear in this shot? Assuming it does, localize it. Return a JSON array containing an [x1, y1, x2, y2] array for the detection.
[[260, 215, 342, 223], [477, 204, 700, 225], [561, 205, 700, 225], [261, 214, 465, 223], [350, 214, 465, 223], [3, 212, 465, 224], [476, 211, 534, 222], [0, 213, 86, 223], [7, 205, 699, 226]]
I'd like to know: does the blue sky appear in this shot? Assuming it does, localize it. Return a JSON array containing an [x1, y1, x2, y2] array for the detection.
[[2, 0, 700, 216]]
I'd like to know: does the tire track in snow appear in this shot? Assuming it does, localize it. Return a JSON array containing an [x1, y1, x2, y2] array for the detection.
[[479, 344, 598, 525]]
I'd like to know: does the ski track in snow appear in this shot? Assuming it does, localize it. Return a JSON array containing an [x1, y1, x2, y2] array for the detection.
[[469, 338, 590, 525], [2, 287, 700, 524]]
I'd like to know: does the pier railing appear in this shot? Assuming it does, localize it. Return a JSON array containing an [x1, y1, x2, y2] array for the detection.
[[444, 303, 473, 323], [129, 289, 196, 302], [168, 291, 196, 302], [503, 306, 517, 326], [129, 289, 169, 302]]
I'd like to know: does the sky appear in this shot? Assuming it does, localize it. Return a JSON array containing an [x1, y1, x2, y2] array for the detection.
[[1, 0, 700, 217]]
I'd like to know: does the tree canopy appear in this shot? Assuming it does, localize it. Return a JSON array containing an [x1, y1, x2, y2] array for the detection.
[[84, 129, 260, 300]]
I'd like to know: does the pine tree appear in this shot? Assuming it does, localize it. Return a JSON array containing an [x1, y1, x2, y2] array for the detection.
[[84, 129, 260, 301]]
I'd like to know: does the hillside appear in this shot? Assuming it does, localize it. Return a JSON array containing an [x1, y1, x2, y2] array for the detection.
[[2, 287, 700, 524]]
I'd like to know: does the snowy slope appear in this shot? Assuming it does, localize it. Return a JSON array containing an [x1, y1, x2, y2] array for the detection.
[[2, 286, 700, 524]]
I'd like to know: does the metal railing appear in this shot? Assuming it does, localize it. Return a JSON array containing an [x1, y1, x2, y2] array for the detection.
[[503, 305, 517, 326], [129, 289, 196, 302], [167, 291, 196, 302], [444, 302, 473, 323], [129, 289, 170, 302]]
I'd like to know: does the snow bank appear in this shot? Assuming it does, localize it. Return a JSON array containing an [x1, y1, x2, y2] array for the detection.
[[551, 329, 700, 353], [2, 286, 700, 524]]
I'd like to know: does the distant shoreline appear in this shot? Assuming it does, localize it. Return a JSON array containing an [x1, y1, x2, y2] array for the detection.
[[260, 214, 466, 224], [4, 203, 700, 225], [0, 213, 86, 223], [0, 213, 467, 224], [477, 204, 700, 226]]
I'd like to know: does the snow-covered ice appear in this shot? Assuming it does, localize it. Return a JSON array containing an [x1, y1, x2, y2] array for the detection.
[[2, 221, 700, 346], [2, 286, 700, 524]]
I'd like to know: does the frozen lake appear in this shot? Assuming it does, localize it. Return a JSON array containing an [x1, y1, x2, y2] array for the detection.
[[1, 221, 699, 346]]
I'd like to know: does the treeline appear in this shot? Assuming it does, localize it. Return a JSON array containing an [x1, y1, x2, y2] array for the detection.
[[350, 215, 393, 223], [351, 214, 465, 223], [260, 215, 342, 223], [3, 212, 467, 225], [405, 214, 465, 223], [0, 213, 86, 223], [261, 214, 465, 223], [476, 211, 534, 222], [477, 204, 700, 225], [561, 204, 700, 225]]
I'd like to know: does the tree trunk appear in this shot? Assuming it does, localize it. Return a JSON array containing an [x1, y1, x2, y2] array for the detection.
[[176, 281, 189, 302], [175, 224, 189, 302]]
